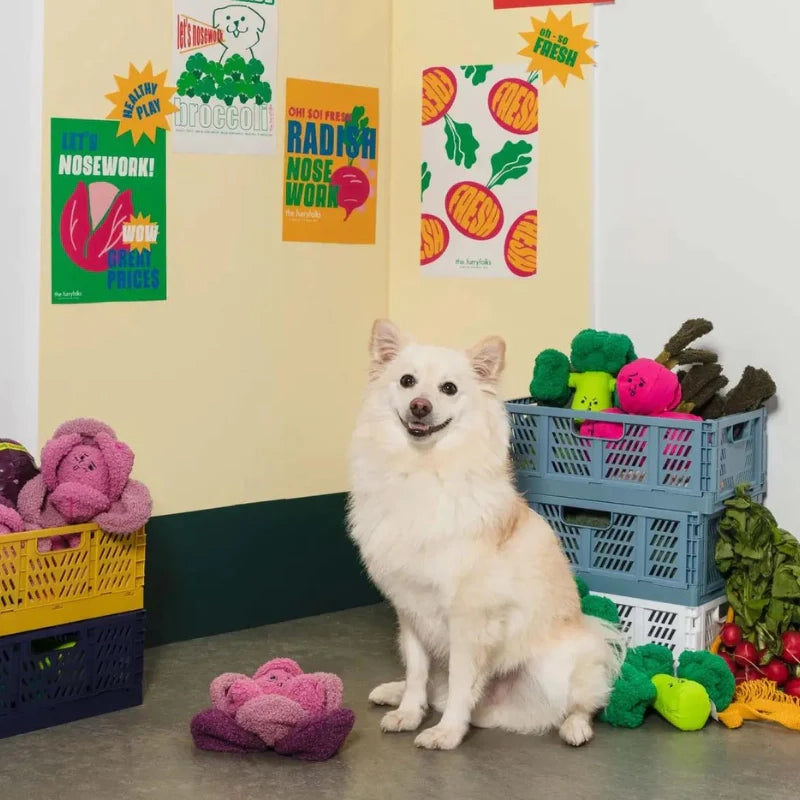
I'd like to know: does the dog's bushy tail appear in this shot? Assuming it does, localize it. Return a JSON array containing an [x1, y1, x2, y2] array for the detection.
[[583, 613, 628, 684]]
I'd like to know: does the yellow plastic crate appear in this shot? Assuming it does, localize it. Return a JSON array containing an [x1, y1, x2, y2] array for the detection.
[[0, 523, 145, 636]]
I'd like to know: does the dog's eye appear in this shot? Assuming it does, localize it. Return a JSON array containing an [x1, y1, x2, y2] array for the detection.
[[440, 382, 458, 396], [226, 14, 230, 19], [400, 374, 416, 388]]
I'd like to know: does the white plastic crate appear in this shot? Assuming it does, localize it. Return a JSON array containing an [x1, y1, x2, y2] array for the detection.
[[598, 592, 728, 660]]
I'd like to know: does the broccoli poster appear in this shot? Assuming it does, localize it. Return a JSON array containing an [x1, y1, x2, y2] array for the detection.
[[50, 118, 167, 304], [420, 64, 539, 278], [282, 79, 379, 245], [171, 0, 278, 154]]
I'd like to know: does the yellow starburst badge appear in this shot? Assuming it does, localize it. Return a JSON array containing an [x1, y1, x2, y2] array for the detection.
[[518, 11, 597, 86], [122, 213, 159, 254], [106, 62, 178, 144]]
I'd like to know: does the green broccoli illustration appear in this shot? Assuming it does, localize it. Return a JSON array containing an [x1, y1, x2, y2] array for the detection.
[[206, 61, 224, 84], [176, 72, 198, 97], [245, 58, 265, 84], [254, 81, 272, 105], [223, 54, 247, 81], [236, 81, 255, 104], [197, 76, 216, 103], [216, 78, 238, 106], [186, 52, 208, 80]]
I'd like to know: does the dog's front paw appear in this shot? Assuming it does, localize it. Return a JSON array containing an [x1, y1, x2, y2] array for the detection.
[[559, 714, 593, 747], [369, 681, 406, 707], [414, 723, 466, 751], [380, 706, 426, 733]]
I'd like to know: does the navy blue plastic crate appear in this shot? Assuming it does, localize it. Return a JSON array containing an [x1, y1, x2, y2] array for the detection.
[[507, 401, 766, 513], [527, 493, 755, 606], [0, 610, 144, 739]]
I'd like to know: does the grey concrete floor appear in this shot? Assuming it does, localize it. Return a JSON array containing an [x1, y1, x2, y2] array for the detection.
[[0, 603, 796, 800]]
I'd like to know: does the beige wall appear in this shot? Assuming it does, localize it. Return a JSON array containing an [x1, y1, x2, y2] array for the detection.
[[39, 0, 591, 515], [40, 0, 392, 515], [389, 1, 593, 398]]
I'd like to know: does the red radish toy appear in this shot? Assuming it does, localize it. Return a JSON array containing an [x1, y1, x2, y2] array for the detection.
[[719, 623, 742, 648], [718, 652, 737, 676], [784, 678, 800, 697], [762, 659, 790, 686], [733, 641, 759, 668], [781, 631, 800, 664], [330, 106, 373, 221]]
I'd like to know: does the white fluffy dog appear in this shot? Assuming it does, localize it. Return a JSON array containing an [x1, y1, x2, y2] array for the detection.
[[347, 320, 624, 751], [212, 4, 265, 61]]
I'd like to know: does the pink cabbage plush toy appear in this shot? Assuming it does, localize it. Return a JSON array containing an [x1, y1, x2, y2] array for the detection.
[[17, 418, 152, 552], [580, 358, 701, 441], [0, 497, 24, 536], [191, 658, 355, 760]]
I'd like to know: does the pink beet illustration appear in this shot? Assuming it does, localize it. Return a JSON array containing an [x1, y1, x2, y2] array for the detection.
[[330, 105, 373, 221]]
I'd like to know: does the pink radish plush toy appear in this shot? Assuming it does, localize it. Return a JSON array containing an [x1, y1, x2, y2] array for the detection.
[[580, 358, 701, 441], [191, 658, 355, 760], [17, 418, 152, 551]]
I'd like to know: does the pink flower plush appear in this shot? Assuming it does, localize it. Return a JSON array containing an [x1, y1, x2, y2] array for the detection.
[[209, 658, 346, 747], [16, 418, 152, 551]]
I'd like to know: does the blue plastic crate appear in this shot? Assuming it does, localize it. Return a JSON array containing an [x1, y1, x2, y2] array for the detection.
[[527, 493, 754, 606], [507, 400, 766, 513], [0, 610, 144, 739]]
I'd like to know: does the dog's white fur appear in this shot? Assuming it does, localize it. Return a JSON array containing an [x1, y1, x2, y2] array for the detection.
[[347, 320, 624, 751], [212, 4, 265, 61]]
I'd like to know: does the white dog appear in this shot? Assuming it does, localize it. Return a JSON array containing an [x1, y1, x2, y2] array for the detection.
[[212, 4, 265, 61], [347, 321, 624, 751]]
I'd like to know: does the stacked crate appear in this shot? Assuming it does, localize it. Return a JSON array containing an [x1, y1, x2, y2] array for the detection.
[[506, 399, 768, 658], [0, 523, 146, 738]]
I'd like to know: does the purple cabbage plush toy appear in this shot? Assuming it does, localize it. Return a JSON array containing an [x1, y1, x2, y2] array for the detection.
[[190, 658, 355, 761]]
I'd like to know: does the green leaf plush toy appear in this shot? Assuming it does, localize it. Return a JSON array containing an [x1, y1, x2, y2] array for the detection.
[[530, 329, 637, 414]]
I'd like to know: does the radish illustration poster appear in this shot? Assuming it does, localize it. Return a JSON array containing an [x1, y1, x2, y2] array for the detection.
[[51, 118, 167, 304], [421, 65, 538, 278], [282, 78, 379, 245], [172, 0, 278, 154]]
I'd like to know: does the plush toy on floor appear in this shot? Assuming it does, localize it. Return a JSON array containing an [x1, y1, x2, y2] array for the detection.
[[578, 578, 735, 730], [17, 418, 152, 551], [190, 658, 355, 760]]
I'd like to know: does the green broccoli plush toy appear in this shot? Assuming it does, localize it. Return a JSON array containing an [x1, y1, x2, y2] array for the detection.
[[577, 578, 735, 731], [530, 329, 637, 413]]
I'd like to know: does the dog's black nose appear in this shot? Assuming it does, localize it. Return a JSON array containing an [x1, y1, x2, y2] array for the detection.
[[410, 398, 432, 419]]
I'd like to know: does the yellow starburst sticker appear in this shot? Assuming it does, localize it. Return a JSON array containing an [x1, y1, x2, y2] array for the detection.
[[122, 213, 159, 254], [518, 10, 597, 86], [105, 62, 178, 144]]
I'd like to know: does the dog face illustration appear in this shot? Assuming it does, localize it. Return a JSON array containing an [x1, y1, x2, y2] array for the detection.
[[212, 4, 266, 60]]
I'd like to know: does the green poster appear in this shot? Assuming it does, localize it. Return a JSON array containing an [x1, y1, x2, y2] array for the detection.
[[51, 118, 167, 304]]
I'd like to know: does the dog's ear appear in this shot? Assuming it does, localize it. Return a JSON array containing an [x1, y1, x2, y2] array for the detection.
[[369, 319, 406, 375], [251, 10, 266, 33], [468, 336, 506, 385]]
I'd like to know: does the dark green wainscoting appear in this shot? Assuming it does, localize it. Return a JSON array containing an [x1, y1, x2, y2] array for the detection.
[[143, 493, 382, 646]]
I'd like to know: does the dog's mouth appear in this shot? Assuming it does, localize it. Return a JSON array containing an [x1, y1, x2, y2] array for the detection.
[[227, 25, 248, 37], [397, 413, 452, 439]]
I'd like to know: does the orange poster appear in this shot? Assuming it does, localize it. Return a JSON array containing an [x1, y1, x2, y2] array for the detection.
[[282, 78, 379, 245]]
